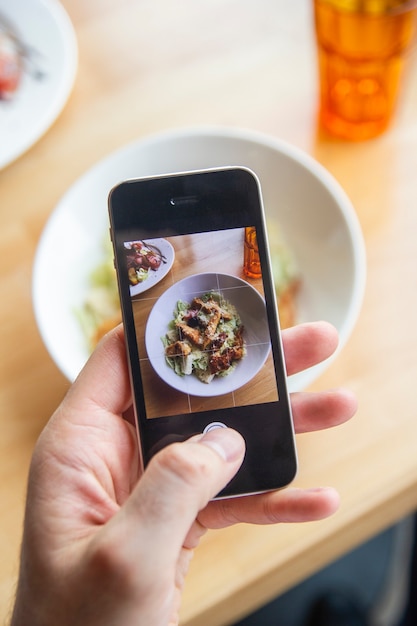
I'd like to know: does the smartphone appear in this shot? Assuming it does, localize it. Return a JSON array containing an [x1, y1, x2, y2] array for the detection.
[[108, 167, 297, 498]]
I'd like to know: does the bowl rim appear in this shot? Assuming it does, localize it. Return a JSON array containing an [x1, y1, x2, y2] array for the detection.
[[32, 125, 366, 388]]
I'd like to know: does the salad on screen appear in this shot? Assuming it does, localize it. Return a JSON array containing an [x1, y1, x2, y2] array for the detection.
[[162, 291, 245, 384], [77, 224, 300, 351]]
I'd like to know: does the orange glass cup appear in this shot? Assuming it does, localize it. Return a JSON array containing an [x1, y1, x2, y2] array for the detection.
[[313, 0, 417, 140], [243, 226, 262, 279]]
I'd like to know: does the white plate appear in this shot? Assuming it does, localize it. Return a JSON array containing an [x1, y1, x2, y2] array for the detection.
[[0, 0, 77, 168], [33, 126, 366, 390], [145, 273, 271, 397], [127, 238, 175, 297]]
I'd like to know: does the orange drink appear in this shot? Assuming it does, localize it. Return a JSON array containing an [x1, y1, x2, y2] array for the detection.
[[314, 0, 417, 140], [243, 226, 262, 278]]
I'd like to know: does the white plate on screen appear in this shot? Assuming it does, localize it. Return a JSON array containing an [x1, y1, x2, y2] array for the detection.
[[126, 238, 175, 297], [145, 273, 271, 397]]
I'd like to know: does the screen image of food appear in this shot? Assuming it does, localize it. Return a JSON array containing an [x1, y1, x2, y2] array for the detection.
[[77, 219, 300, 353], [162, 291, 245, 384], [128, 227, 280, 419]]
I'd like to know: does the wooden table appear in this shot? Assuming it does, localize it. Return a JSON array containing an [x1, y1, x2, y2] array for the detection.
[[1, 1, 417, 624]]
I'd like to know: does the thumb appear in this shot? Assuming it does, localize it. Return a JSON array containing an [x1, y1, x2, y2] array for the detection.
[[102, 428, 245, 570]]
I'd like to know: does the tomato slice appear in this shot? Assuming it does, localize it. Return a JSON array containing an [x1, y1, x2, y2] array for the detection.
[[0, 34, 22, 98]]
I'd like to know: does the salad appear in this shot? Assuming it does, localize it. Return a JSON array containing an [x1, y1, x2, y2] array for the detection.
[[77, 224, 300, 352], [76, 238, 121, 350], [162, 291, 245, 384], [125, 240, 163, 286], [267, 219, 300, 329]]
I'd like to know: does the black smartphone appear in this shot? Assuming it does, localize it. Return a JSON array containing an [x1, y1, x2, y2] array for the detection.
[[108, 167, 297, 498]]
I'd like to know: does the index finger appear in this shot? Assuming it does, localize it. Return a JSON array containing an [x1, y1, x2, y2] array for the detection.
[[198, 485, 341, 529], [283, 321, 339, 376]]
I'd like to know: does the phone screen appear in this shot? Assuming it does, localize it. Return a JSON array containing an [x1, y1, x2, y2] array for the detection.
[[109, 168, 297, 495], [126, 227, 279, 420]]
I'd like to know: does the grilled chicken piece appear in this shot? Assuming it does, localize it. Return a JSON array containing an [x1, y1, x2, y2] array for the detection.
[[191, 297, 233, 348], [165, 340, 192, 357], [176, 322, 203, 347], [192, 297, 233, 321], [209, 345, 244, 374], [203, 309, 221, 348]]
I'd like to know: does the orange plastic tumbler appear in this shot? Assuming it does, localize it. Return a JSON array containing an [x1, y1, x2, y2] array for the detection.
[[243, 226, 262, 279], [313, 0, 417, 140]]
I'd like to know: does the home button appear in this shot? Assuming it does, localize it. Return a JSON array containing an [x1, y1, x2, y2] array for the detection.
[[203, 421, 227, 434]]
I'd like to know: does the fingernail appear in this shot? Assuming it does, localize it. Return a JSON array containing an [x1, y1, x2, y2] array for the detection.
[[199, 428, 245, 463]]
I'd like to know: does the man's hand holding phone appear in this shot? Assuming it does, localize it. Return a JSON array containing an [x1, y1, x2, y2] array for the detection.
[[10, 321, 357, 626]]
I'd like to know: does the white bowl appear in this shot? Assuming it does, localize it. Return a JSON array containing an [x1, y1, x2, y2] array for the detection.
[[32, 126, 366, 391], [145, 273, 271, 397]]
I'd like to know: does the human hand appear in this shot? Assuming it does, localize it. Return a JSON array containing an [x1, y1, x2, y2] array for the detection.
[[11, 322, 357, 626]]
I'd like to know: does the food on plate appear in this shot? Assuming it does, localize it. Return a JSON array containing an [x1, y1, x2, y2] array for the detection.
[[0, 18, 22, 99], [77, 238, 165, 350], [76, 238, 121, 350], [78, 221, 300, 352], [0, 14, 46, 102], [162, 292, 245, 383], [125, 240, 163, 285], [268, 219, 300, 329]]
